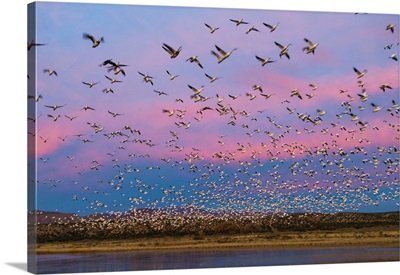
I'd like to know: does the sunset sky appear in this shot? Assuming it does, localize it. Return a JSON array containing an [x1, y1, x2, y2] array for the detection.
[[28, 1, 399, 215]]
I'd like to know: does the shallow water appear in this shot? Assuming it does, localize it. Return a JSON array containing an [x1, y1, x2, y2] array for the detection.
[[35, 246, 399, 274]]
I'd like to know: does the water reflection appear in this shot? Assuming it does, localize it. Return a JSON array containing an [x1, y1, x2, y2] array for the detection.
[[37, 246, 399, 274]]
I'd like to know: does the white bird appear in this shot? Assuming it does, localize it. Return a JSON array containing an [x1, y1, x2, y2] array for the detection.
[[205, 73, 221, 83], [357, 89, 368, 101], [245, 26, 260, 34], [45, 104, 66, 111], [353, 67, 367, 78], [28, 94, 43, 102], [255, 55, 275, 66], [102, 88, 114, 94], [108, 110, 124, 117], [43, 69, 58, 76], [371, 103, 382, 112], [379, 83, 392, 92], [162, 43, 182, 58], [230, 18, 249, 26], [82, 81, 100, 88], [83, 33, 104, 48], [204, 23, 219, 33], [211, 45, 237, 63], [386, 24, 395, 33], [263, 22, 279, 32], [27, 40, 46, 50], [186, 56, 203, 68], [166, 70, 179, 80], [302, 38, 319, 54], [290, 89, 302, 99], [104, 75, 122, 83], [188, 85, 204, 95], [274, 41, 291, 59], [389, 53, 398, 61], [162, 109, 175, 117]]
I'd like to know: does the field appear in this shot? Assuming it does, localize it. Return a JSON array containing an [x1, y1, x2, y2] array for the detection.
[[31, 211, 400, 255]]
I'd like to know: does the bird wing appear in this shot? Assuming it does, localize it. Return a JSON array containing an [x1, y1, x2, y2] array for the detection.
[[263, 23, 273, 29], [105, 75, 112, 81], [215, 45, 227, 55], [353, 67, 361, 75], [304, 38, 314, 46], [255, 55, 265, 62], [83, 33, 96, 43], [162, 43, 175, 53], [204, 23, 212, 30], [230, 19, 239, 23], [211, 50, 221, 60], [274, 41, 284, 49]]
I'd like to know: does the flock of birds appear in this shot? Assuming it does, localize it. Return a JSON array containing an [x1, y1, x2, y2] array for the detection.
[[28, 10, 399, 224]]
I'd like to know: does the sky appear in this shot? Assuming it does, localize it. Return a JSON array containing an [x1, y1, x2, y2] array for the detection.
[[26, 1, 399, 216], [0, 1, 398, 275]]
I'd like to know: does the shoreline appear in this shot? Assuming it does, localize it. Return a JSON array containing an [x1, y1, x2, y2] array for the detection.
[[36, 226, 400, 254]]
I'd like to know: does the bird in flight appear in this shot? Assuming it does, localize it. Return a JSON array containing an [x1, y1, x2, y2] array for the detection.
[[108, 110, 124, 117], [255, 55, 276, 66], [263, 22, 279, 32], [274, 41, 291, 59], [302, 38, 319, 54], [27, 40, 46, 50], [290, 89, 302, 100], [45, 104, 66, 111], [245, 26, 260, 34], [386, 24, 396, 33], [166, 70, 179, 80], [105, 75, 122, 84], [230, 18, 249, 26], [43, 69, 58, 76], [186, 56, 204, 68], [211, 45, 237, 64], [28, 94, 43, 102], [162, 43, 182, 58], [204, 23, 219, 33], [353, 67, 367, 78], [82, 81, 100, 88], [205, 73, 221, 83], [83, 33, 104, 48]]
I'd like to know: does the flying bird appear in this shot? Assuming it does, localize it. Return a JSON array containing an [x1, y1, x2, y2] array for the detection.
[[263, 22, 279, 32], [274, 41, 291, 59], [205, 73, 221, 83], [245, 26, 260, 34], [108, 110, 124, 117], [204, 23, 219, 33], [211, 45, 237, 63], [162, 43, 182, 58], [255, 55, 275, 66], [166, 70, 179, 80], [229, 18, 249, 26], [28, 94, 43, 102], [105, 75, 122, 83], [379, 83, 392, 92], [290, 89, 302, 99], [302, 38, 319, 54], [82, 81, 100, 88], [45, 104, 66, 111], [186, 56, 203, 68], [389, 53, 398, 61], [386, 24, 395, 33], [27, 40, 46, 50], [83, 33, 104, 48], [43, 69, 58, 76], [353, 67, 367, 78]]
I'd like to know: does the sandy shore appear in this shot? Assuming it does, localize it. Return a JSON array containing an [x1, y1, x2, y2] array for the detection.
[[36, 225, 400, 254]]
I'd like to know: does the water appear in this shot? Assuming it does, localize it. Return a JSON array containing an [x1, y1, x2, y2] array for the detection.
[[35, 246, 399, 274]]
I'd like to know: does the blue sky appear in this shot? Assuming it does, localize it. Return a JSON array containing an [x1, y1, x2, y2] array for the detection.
[[26, 1, 399, 215]]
